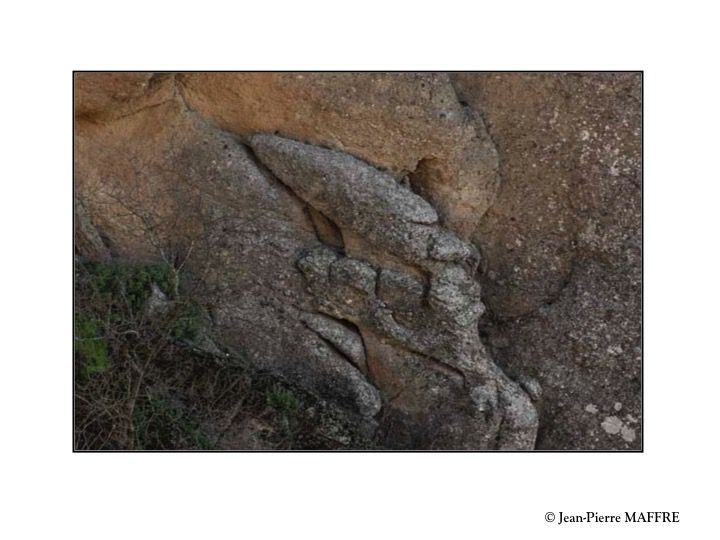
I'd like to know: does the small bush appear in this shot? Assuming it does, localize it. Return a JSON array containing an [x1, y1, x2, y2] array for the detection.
[[81, 260, 176, 314], [74, 316, 109, 377], [133, 397, 213, 450], [266, 384, 300, 416], [171, 301, 205, 342]]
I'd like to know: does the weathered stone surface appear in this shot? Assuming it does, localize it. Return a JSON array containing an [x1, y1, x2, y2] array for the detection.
[[252, 135, 537, 449], [299, 312, 368, 374], [74, 196, 111, 261], [74, 92, 382, 422], [74, 72, 641, 450], [178, 72, 500, 237], [250, 135, 478, 273], [294, 245, 536, 449], [452, 73, 641, 449], [74, 72, 176, 121]]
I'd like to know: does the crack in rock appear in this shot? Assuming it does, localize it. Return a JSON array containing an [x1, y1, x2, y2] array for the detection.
[[249, 134, 538, 450], [299, 311, 368, 374]]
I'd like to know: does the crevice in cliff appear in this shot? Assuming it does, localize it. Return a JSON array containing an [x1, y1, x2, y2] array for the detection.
[[303, 321, 366, 374], [76, 96, 178, 125], [493, 415, 507, 449], [448, 74, 504, 210], [448, 75, 496, 151], [74, 196, 114, 261], [173, 73, 194, 113], [422, 353, 468, 385], [236, 140, 324, 242], [407, 157, 441, 209], [305, 206, 345, 249], [483, 256, 579, 326]]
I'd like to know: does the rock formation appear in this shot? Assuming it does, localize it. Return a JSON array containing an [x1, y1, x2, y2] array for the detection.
[[74, 72, 641, 449], [250, 134, 537, 448]]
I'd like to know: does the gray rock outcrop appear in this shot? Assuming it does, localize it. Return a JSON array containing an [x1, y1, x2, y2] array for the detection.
[[250, 135, 537, 449]]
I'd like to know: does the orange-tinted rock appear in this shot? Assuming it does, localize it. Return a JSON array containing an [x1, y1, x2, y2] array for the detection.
[[74, 72, 175, 121], [178, 72, 500, 237]]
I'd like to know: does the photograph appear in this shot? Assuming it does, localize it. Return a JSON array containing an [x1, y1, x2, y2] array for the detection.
[[73, 72, 642, 451], [4, 2, 720, 538]]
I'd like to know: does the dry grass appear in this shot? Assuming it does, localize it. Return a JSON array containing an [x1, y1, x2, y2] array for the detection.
[[74, 258, 374, 450]]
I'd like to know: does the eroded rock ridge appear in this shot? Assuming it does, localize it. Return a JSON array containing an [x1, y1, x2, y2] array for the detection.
[[250, 135, 538, 449]]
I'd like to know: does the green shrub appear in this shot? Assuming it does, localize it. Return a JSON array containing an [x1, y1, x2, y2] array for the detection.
[[171, 301, 205, 342], [80, 260, 176, 315], [133, 397, 214, 450], [74, 315, 109, 377], [266, 384, 300, 416]]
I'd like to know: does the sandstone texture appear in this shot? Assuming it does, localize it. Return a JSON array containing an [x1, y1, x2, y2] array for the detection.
[[74, 72, 641, 450], [176, 73, 500, 238], [452, 73, 642, 449]]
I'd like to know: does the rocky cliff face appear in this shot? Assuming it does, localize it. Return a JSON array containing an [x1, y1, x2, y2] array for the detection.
[[74, 72, 641, 450]]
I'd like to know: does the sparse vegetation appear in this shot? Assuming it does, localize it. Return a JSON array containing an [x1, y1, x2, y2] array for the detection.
[[74, 316, 110, 377], [74, 258, 373, 450], [133, 397, 213, 450]]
